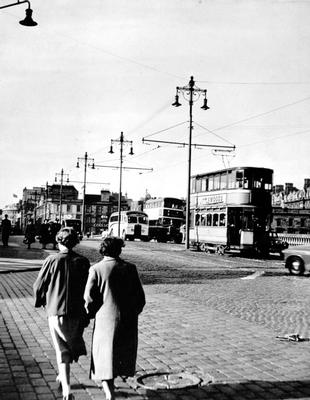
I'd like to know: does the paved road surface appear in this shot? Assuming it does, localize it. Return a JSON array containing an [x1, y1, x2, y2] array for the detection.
[[1, 237, 310, 399]]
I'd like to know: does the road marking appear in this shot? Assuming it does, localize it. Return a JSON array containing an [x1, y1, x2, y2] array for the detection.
[[241, 271, 265, 280]]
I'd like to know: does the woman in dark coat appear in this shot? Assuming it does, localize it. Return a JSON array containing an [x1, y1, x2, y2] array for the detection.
[[24, 219, 36, 249], [33, 227, 90, 400], [84, 237, 145, 400]]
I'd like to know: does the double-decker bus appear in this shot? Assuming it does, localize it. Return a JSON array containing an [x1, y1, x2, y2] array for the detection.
[[144, 197, 185, 243], [190, 166, 273, 255], [108, 210, 149, 241]]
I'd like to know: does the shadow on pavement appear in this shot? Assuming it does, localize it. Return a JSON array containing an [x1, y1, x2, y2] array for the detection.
[[0, 236, 48, 260], [138, 379, 310, 399], [140, 268, 251, 285]]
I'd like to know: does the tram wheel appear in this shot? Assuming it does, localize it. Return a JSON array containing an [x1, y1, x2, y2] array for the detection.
[[217, 245, 225, 255], [286, 256, 305, 276], [200, 243, 209, 253]]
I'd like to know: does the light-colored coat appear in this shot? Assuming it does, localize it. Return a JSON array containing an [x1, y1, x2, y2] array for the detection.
[[84, 256, 145, 380]]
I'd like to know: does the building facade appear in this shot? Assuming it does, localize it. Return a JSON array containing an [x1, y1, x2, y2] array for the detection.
[[84, 190, 131, 234], [21, 185, 132, 235], [271, 179, 310, 234]]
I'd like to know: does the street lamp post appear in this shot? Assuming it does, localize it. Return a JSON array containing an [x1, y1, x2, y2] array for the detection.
[[76, 152, 95, 235], [109, 132, 134, 237], [172, 76, 210, 250], [0, 0, 37, 26], [55, 169, 69, 224]]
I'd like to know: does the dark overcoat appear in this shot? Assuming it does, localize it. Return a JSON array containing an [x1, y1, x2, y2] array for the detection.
[[84, 257, 145, 380]]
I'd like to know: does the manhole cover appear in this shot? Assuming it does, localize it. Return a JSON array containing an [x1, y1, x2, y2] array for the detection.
[[136, 371, 202, 390]]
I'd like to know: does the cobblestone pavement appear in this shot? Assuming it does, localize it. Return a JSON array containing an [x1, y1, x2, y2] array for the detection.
[[1, 238, 310, 399]]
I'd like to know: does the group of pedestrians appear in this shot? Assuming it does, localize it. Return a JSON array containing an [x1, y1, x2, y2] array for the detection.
[[25, 218, 62, 250], [33, 228, 145, 400], [1, 215, 62, 250]]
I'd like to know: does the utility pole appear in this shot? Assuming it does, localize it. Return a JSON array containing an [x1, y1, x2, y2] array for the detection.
[[143, 76, 235, 250], [76, 152, 95, 235], [44, 182, 48, 221], [55, 169, 69, 224], [33, 190, 37, 223], [109, 132, 134, 237], [93, 161, 153, 235]]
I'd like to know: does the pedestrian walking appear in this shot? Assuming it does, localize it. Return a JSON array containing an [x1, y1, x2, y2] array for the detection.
[[1, 214, 12, 247], [39, 219, 51, 249], [33, 227, 90, 400], [84, 236, 145, 400], [50, 220, 62, 250], [24, 219, 36, 249]]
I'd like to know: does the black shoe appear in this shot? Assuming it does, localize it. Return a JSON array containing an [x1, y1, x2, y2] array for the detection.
[[63, 394, 74, 400]]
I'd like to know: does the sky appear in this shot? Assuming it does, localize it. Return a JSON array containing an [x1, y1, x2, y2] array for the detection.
[[1, 0, 310, 207]]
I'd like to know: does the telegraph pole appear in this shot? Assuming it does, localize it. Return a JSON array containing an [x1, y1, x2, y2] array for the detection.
[[109, 132, 134, 237], [55, 169, 69, 224], [44, 182, 48, 220], [76, 152, 95, 235]]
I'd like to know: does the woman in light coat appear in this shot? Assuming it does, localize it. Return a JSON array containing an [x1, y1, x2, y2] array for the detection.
[[84, 237, 145, 400]]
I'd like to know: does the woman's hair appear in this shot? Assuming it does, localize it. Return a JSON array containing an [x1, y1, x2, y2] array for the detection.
[[56, 227, 79, 249], [99, 236, 125, 258]]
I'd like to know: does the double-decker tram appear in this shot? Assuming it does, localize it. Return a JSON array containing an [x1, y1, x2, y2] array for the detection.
[[144, 197, 185, 243], [190, 166, 273, 255], [108, 210, 149, 241]]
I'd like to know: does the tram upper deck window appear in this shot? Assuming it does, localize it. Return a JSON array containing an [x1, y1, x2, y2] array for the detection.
[[236, 170, 243, 188], [191, 178, 196, 193], [228, 171, 235, 189], [252, 170, 272, 190], [220, 173, 227, 189], [195, 179, 202, 193], [209, 176, 214, 191], [201, 178, 208, 192], [213, 174, 220, 190]]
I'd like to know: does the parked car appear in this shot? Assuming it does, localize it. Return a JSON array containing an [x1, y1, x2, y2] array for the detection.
[[283, 245, 310, 275], [268, 231, 289, 256]]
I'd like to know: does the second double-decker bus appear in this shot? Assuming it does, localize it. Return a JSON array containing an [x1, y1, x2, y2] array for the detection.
[[108, 210, 149, 241], [190, 166, 273, 255], [144, 197, 185, 243]]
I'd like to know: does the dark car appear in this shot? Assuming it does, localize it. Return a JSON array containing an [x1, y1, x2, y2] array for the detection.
[[267, 231, 289, 257]]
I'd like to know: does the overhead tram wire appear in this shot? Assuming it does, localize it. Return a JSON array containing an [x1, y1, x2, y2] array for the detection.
[[186, 94, 310, 145], [238, 128, 310, 148], [90, 100, 173, 157], [192, 121, 235, 146], [209, 95, 310, 133], [142, 120, 189, 139], [196, 79, 310, 85], [56, 32, 185, 81]]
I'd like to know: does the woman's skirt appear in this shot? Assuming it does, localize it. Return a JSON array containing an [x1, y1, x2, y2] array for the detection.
[[48, 315, 87, 364]]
